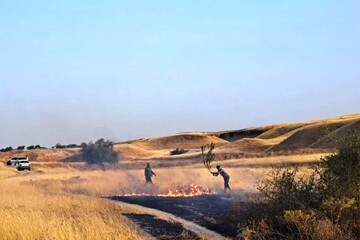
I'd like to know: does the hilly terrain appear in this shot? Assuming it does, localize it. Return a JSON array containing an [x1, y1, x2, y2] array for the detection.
[[1, 114, 359, 164], [1, 113, 359, 240], [115, 113, 360, 161]]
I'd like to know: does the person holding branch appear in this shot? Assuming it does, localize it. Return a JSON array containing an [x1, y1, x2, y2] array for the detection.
[[201, 143, 231, 192], [211, 165, 231, 191]]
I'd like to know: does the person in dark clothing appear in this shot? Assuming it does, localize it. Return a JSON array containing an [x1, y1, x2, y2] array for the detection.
[[144, 163, 156, 184], [211, 165, 230, 191]]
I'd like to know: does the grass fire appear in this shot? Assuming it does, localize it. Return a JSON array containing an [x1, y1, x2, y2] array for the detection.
[[107, 184, 213, 197], [1, 114, 360, 239]]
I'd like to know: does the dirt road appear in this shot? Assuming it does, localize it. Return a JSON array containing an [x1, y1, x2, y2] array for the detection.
[[110, 199, 230, 240]]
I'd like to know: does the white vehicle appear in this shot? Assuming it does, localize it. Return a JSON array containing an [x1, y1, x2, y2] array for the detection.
[[9, 157, 21, 165], [9, 156, 28, 165], [16, 159, 31, 171]]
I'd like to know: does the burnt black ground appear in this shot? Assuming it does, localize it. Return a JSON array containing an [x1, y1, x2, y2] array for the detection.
[[110, 194, 263, 238], [123, 213, 200, 240]]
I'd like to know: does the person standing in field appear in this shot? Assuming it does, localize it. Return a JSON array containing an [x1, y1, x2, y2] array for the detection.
[[144, 163, 156, 184], [211, 165, 230, 191]]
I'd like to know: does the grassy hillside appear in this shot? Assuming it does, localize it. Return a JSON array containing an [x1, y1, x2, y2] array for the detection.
[[114, 133, 228, 160], [115, 113, 360, 160], [0, 148, 80, 162], [1, 114, 359, 163]]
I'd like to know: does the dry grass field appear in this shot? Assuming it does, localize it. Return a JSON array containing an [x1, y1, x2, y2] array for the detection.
[[1, 154, 323, 239], [0, 164, 142, 240], [0, 114, 359, 239], [0, 157, 319, 239]]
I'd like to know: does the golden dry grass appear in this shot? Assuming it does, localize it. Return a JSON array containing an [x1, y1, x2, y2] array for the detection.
[[113, 133, 228, 160], [0, 148, 326, 240], [0, 148, 80, 162], [0, 164, 142, 240], [218, 137, 285, 152], [0, 115, 355, 240], [113, 114, 360, 160], [269, 118, 358, 151], [130, 133, 228, 150], [16, 153, 324, 196]]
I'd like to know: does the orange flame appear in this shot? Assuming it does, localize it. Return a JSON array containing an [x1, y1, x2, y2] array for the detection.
[[119, 184, 212, 197]]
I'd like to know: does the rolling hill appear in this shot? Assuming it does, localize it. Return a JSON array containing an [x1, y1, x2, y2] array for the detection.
[[1, 114, 359, 163], [115, 113, 360, 160]]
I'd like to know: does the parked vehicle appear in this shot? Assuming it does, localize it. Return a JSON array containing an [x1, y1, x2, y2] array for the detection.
[[16, 159, 31, 171], [9, 156, 28, 165], [10, 157, 20, 165]]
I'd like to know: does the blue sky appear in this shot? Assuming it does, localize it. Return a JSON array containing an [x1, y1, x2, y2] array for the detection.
[[0, 1, 359, 147]]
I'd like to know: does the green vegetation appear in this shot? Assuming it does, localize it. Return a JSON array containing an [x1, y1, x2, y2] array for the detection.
[[53, 143, 85, 149], [249, 131, 360, 239], [81, 138, 119, 171], [0, 146, 12, 152], [169, 148, 188, 155]]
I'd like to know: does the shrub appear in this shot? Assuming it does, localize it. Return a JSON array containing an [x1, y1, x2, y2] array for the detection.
[[81, 138, 119, 171], [258, 167, 318, 211], [169, 148, 188, 155], [27, 145, 35, 150], [283, 210, 348, 240], [318, 132, 360, 201], [256, 131, 360, 238], [238, 219, 273, 240], [1, 147, 13, 152], [66, 144, 79, 148], [55, 143, 66, 149], [17, 146, 25, 150], [80, 142, 87, 149]]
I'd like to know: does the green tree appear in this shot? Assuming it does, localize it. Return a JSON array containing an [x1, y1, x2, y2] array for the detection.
[[81, 138, 119, 171], [316, 132, 360, 224], [0, 146, 13, 152], [318, 132, 360, 200]]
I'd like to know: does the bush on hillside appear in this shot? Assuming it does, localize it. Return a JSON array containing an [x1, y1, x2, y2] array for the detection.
[[258, 167, 319, 212], [255, 131, 360, 238], [1, 146, 13, 152], [169, 148, 188, 155], [81, 138, 119, 171], [54, 143, 66, 149], [66, 144, 79, 148]]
